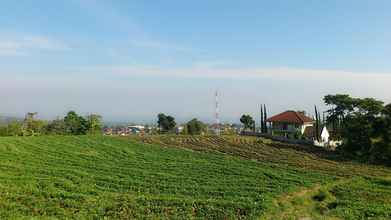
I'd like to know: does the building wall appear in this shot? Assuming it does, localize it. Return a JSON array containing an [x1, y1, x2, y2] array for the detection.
[[301, 122, 314, 134], [270, 121, 314, 137], [271, 122, 298, 132], [270, 122, 300, 137]]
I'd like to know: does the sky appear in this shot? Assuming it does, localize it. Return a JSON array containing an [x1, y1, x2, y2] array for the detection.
[[1, 0, 391, 123]]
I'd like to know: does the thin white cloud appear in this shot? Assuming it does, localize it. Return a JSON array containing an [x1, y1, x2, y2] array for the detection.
[[0, 34, 70, 56], [128, 39, 196, 52], [1, 66, 391, 121], [78, 65, 391, 80], [21, 36, 70, 51], [6, 65, 389, 102], [70, 65, 391, 103]]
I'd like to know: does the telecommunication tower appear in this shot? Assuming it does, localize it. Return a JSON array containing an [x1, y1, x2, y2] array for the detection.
[[215, 90, 220, 135]]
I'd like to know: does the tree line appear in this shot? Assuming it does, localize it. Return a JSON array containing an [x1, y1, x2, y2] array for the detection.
[[157, 113, 206, 135], [0, 111, 102, 136], [240, 104, 269, 133], [2, 96, 390, 165], [323, 94, 391, 165]]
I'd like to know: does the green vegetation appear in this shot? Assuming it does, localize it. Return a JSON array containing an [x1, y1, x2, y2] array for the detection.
[[86, 114, 103, 134], [0, 111, 103, 137], [0, 135, 390, 219], [324, 94, 391, 165], [185, 118, 206, 135], [260, 104, 268, 134], [63, 111, 89, 135], [157, 113, 176, 133], [328, 177, 391, 219], [136, 135, 391, 219], [314, 105, 322, 142], [240, 114, 255, 131]]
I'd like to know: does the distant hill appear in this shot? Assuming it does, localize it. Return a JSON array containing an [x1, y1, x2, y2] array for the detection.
[[0, 115, 23, 125]]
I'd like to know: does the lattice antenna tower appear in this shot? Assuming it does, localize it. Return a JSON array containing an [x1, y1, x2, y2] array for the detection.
[[215, 90, 220, 135]]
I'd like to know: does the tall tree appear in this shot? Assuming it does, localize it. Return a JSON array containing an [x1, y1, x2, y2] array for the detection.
[[46, 118, 66, 135], [186, 118, 205, 135], [86, 114, 103, 134], [323, 94, 356, 138], [64, 111, 88, 135], [355, 98, 384, 117], [263, 104, 268, 133], [157, 113, 176, 133], [314, 105, 320, 141], [371, 104, 391, 164], [20, 113, 46, 136], [22, 112, 36, 136], [317, 109, 322, 140], [0, 121, 23, 136], [260, 104, 264, 133], [323, 94, 391, 163], [240, 114, 255, 131]]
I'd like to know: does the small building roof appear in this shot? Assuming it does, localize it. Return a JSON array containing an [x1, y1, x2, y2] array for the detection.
[[266, 111, 314, 124]]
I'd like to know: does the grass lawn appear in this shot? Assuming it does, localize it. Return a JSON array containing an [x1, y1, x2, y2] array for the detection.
[[0, 135, 390, 219]]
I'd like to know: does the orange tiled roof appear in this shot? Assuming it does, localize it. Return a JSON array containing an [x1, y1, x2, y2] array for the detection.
[[266, 111, 314, 124]]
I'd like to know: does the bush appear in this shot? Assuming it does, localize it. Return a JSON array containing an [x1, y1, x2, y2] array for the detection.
[[313, 190, 328, 202], [186, 118, 205, 135]]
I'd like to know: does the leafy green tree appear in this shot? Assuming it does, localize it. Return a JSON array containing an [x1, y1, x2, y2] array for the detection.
[[64, 111, 88, 135], [0, 126, 7, 136], [371, 103, 391, 164], [355, 98, 384, 117], [342, 114, 373, 156], [7, 121, 23, 136], [157, 113, 176, 133], [324, 94, 390, 162], [86, 114, 103, 134], [324, 94, 356, 119], [45, 118, 66, 135], [240, 114, 255, 131], [31, 120, 47, 136], [343, 98, 383, 156], [21, 112, 46, 136], [324, 94, 356, 137], [186, 118, 205, 135]]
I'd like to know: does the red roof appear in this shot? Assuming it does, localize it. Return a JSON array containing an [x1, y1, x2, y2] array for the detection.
[[266, 111, 314, 124]]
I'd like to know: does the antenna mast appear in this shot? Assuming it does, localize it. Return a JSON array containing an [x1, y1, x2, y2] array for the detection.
[[215, 90, 220, 135]]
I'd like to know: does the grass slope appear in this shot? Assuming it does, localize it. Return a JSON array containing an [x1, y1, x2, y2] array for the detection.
[[135, 135, 391, 219], [0, 135, 390, 219], [0, 136, 330, 219]]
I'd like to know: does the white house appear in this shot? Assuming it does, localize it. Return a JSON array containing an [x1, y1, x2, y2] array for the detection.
[[266, 111, 315, 137], [175, 126, 185, 134], [128, 125, 145, 130]]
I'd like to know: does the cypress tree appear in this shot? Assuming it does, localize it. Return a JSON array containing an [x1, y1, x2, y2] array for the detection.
[[261, 104, 265, 133], [317, 110, 322, 141], [263, 104, 268, 133], [314, 105, 320, 141]]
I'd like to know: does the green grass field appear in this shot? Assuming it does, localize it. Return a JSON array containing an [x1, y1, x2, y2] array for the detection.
[[0, 135, 390, 219]]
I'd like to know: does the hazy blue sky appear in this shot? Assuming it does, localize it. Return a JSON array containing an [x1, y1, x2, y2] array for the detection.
[[1, 0, 391, 123]]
